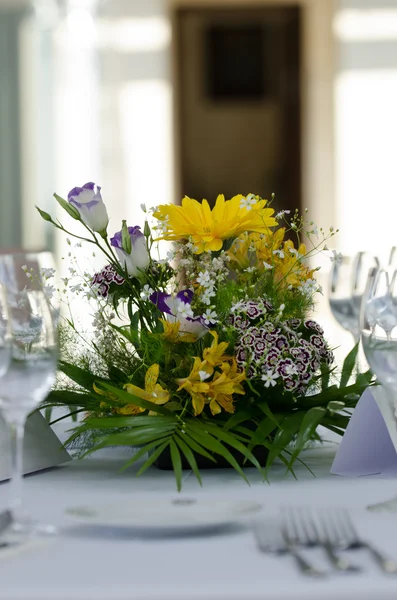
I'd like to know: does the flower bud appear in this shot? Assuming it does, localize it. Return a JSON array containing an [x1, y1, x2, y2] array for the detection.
[[67, 183, 109, 233]]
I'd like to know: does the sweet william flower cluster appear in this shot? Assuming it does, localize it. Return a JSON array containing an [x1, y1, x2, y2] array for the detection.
[[37, 183, 372, 488]]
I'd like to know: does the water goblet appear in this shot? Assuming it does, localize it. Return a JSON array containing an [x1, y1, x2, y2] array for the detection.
[[0, 252, 58, 542]]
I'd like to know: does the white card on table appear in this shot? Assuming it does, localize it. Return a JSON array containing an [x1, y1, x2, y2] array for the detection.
[[331, 388, 397, 477], [0, 412, 71, 482]]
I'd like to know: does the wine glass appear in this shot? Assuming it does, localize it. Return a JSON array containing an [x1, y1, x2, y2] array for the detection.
[[0, 252, 58, 542], [329, 252, 379, 343], [361, 268, 397, 512]]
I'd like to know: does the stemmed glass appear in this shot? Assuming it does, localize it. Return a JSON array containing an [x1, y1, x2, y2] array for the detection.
[[329, 252, 379, 343], [0, 252, 58, 542], [361, 268, 397, 512]]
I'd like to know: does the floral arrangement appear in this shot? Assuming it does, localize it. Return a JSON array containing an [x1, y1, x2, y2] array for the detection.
[[37, 184, 372, 489]]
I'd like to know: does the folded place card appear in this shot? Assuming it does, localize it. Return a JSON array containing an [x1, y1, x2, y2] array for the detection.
[[331, 387, 397, 477], [0, 412, 71, 482]]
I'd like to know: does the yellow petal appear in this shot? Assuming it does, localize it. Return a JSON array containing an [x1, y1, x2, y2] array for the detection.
[[145, 364, 159, 393]]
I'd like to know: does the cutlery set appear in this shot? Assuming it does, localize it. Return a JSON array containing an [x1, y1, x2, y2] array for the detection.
[[253, 507, 397, 577]]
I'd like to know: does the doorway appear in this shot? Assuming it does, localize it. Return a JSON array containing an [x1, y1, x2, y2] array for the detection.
[[174, 5, 302, 215]]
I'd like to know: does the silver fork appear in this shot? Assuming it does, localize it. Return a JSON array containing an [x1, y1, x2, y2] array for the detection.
[[253, 519, 326, 578], [330, 508, 397, 575], [286, 507, 361, 573]]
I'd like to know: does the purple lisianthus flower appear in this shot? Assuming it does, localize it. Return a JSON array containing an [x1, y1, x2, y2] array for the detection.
[[150, 289, 207, 339], [68, 182, 109, 233], [110, 226, 150, 278]]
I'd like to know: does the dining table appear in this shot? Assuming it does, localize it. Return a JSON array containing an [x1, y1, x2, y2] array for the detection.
[[1, 429, 397, 600]]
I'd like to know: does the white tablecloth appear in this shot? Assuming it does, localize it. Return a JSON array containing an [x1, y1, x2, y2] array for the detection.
[[1, 439, 397, 600]]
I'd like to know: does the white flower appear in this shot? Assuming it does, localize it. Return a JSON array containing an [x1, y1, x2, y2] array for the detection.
[[40, 267, 56, 280], [299, 278, 319, 296], [261, 371, 279, 388], [140, 203, 147, 213], [289, 248, 298, 257], [177, 302, 194, 320], [284, 364, 297, 376], [278, 303, 285, 314], [197, 271, 211, 286], [202, 309, 218, 325], [244, 266, 256, 273], [263, 261, 274, 270], [43, 285, 55, 299], [273, 249, 284, 259], [141, 284, 154, 301], [329, 250, 343, 264], [239, 195, 257, 211], [70, 283, 83, 293], [275, 210, 290, 219], [198, 370, 211, 382]]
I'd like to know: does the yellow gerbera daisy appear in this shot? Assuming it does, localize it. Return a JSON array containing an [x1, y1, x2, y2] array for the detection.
[[154, 194, 277, 254]]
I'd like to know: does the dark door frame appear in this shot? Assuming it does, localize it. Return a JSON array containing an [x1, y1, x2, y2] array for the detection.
[[173, 4, 302, 215]]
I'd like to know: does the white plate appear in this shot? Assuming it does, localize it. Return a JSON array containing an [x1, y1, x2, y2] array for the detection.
[[66, 498, 263, 533]]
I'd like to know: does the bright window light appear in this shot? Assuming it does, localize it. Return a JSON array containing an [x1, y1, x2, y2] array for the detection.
[[119, 80, 174, 256], [334, 9, 397, 41], [97, 18, 171, 53], [335, 69, 397, 261]]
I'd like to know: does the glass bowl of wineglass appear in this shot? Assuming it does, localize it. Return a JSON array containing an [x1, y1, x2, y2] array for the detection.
[[361, 268, 397, 512], [0, 252, 58, 543], [329, 252, 379, 344]]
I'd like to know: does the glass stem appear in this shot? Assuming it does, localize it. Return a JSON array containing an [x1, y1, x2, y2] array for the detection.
[[6, 417, 26, 520]]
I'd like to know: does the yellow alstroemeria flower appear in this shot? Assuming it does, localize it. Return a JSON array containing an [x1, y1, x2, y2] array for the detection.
[[176, 357, 213, 416], [120, 364, 170, 416], [202, 331, 230, 367], [154, 194, 277, 254], [159, 318, 197, 344], [207, 360, 246, 416]]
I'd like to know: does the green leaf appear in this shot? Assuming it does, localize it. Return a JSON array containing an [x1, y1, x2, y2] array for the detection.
[[175, 435, 202, 486], [170, 439, 182, 492], [186, 425, 249, 483], [119, 439, 165, 471], [289, 407, 326, 465], [265, 412, 305, 473], [108, 366, 129, 384], [199, 422, 263, 471], [44, 406, 52, 422], [45, 389, 96, 407], [136, 441, 170, 476], [257, 402, 282, 426], [84, 414, 177, 430], [248, 418, 278, 453], [85, 429, 172, 453], [340, 342, 359, 388], [54, 193, 81, 220], [181, 432, 217, 463], [222, 410, 252, 432], [59, 361, 105, 392]]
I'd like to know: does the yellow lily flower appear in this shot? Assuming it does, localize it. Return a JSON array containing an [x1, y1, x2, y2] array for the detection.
[[207, 360, 246, 415], [159, 318, 197, 343], [154, 194, 277, 254], [202, 331, 230, 366], [176, 357, 213, 416], [121, 364, 170, 415]]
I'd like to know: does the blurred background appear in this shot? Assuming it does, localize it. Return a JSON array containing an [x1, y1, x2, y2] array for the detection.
[[1, 0, 397, 356]]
